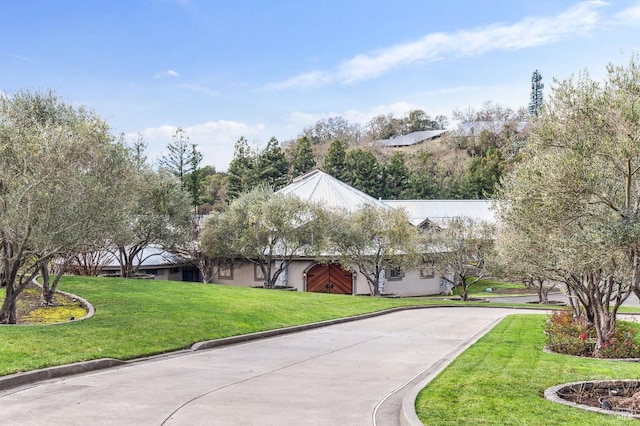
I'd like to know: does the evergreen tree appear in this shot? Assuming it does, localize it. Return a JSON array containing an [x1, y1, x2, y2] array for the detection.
[[159, 128, 190, 182], [257, 137, 288, 189], [159, 128, 204, 209], [291, 136, 316, 177], [185, 143, 203, 209], [322, 140, 348, 180], [382, 151, 410, 199], [227, 137, 257, 200], [462, 146, 504, 198], [345, 149, 382, 198], [406, 151, 439, 199]]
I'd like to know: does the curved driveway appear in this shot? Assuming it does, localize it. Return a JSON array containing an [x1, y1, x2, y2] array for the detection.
[[0, 307, 541, 426]]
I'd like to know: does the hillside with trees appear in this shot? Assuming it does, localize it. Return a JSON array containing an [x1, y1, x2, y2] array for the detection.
[[194, 102, 529, 212]]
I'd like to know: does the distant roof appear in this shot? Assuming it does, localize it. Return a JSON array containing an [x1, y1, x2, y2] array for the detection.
[[373, 129, 447, 147], [278, 169, 388, 212], [457, 121, 528, 136], [382, 200, 495, 227], [102, 245, 189, 270]]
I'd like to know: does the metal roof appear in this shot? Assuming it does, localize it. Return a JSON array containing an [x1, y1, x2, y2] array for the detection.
[[278, 169, 389, 212], [373, 129, 447, 147], [101, 245, 189, 269], [382, 200, 495, 227]]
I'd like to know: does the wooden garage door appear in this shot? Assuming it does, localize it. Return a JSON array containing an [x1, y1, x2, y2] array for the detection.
[[306, 263, 353, 294]]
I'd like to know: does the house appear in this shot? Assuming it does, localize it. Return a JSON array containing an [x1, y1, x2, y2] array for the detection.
[[381, 199, 495, 229], [214, 170, 493, 297], [94, 245, 201, 282], [372, 129, 447, 149]]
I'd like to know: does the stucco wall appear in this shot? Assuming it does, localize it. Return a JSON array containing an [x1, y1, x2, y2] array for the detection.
[[215, 259, 441, 297], [384, 268, 441, 297]]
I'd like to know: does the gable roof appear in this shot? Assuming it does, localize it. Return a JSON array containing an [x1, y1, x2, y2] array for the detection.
[[278, 169, 388, 212], [382, 199, 495, 227], [373, 129, 447, 147]]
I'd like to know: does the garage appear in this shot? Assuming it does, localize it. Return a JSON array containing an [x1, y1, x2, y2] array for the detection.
[[305, 263, 353, 294]]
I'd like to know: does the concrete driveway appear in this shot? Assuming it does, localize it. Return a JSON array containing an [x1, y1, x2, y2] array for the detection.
[[0, 307, 540, 426]]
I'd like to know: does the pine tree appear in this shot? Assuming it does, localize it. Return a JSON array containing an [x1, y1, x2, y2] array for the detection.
[[345, 149, 382, 198], [291, 136, 316, 177], [257, 137, 289, 189], [322, 140, 347, 180], [227, 137, 257, 200], [382, 151, 410, 199]]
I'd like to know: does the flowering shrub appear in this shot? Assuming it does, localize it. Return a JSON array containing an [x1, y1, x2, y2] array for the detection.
[[545, 311, 640, 358], [600, 321, 640, 359], [545, 311, 595, 356]]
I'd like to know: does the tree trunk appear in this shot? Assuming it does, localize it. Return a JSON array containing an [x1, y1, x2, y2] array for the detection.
[[0, 285, 17, 324]]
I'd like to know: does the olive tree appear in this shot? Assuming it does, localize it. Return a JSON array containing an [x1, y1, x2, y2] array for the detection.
[[496, 55, 640, 355], [107, 167, 193, 278], [200, 186, 330, 288], [328, 205, 421, 296], [0, 90, 132, 322], [426, 217, 495, 301]]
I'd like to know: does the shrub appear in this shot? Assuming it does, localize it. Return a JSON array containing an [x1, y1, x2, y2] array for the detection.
[[545, 311, 640, 358], [545, 311, 594, 356]]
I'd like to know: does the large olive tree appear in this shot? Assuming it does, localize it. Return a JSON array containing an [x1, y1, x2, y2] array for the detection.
[[200, 186, 330, 288], [0, 90, 132, 323], [497, 55, 640, 356], [328, 205, 421, 296]]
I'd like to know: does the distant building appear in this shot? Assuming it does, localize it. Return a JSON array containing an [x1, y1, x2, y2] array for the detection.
[[372, 129, 448, 148]]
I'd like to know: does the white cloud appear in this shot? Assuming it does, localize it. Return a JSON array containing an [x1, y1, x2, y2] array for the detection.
[[614, 2, 640, 26], [264, 70, 333, 90], [155, 69, 181, 78], [133, 120, 265, 172], [270, 1, 607, 89]]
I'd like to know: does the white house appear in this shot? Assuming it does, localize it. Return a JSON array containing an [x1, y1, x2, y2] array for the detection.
[[213, 170, 494, 297]]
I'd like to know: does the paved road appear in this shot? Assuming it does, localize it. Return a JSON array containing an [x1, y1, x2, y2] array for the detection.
[[0, 307, 540, 426]]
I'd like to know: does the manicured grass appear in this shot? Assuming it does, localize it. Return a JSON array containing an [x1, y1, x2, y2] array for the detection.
[[415, 314, 640, 425], [466, 278, 526, 297], [0, 276, 521, 376]]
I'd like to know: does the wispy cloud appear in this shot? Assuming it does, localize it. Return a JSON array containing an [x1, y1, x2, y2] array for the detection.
[[155, 69, 181, 78], [6, 52, 39, 63], [180, 83, 219, 97], [268, 1, 608, 89], [264, 70, 332, 90], [614, 2, 640, 26]]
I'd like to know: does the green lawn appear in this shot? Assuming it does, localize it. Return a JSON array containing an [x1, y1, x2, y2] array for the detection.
[[0, 275, 519, 376], [415, 314, 640, 425]]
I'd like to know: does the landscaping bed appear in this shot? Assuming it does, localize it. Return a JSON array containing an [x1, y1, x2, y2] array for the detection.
[[547, 380, 640, 419]]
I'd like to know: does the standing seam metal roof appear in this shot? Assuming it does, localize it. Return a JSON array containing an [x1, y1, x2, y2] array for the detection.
[[278, 169, 388, 212]]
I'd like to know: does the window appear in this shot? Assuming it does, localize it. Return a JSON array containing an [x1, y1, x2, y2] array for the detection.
[[144, 269, 158, 275], [420, 266, 435, 279], [387, 267, 404, 281], [217, 262, 233, 280], [254, 264, 265, 281]]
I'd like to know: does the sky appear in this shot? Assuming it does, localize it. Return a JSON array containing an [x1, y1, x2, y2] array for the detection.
[[2, 0, 640, 171]]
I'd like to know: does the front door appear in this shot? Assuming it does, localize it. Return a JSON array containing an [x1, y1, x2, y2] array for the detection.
[[306, 263, 353, 294]]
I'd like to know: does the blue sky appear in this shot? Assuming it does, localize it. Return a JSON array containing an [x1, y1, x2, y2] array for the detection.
[[2, 0, 640, 171]]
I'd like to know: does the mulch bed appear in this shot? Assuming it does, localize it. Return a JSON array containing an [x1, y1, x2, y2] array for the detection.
[[554, 380, 640, 417]]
